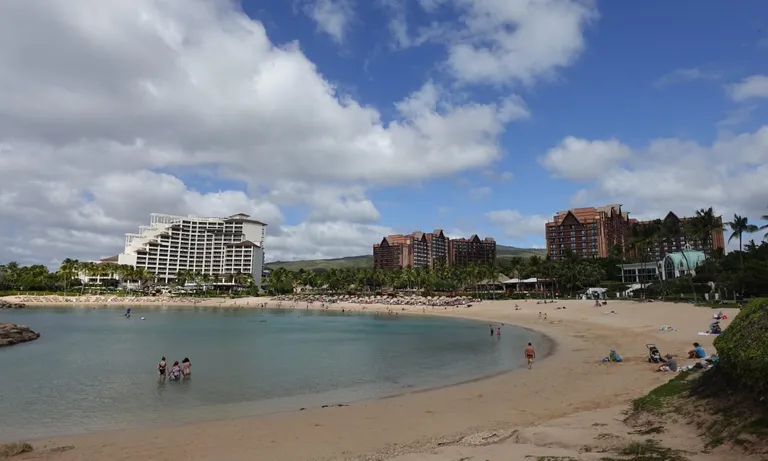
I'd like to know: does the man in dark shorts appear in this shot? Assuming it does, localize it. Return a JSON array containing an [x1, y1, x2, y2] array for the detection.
[[524, 343, 536, 370]]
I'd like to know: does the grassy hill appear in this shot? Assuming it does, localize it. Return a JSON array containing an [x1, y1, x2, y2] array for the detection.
[[265, 245, 546, 271]]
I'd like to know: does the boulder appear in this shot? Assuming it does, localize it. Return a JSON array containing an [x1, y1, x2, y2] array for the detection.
[[0, 299, 26, 309], [0, 323, 40, 348]]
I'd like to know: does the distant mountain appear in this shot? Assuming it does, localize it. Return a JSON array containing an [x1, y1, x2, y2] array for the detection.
[[265, 245, 546, 271]]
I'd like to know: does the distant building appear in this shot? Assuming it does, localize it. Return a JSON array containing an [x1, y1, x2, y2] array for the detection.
[[373, 233, 428, 270], [423, 229, 449, 267], [373, 231, 495, 270], [77, 256, 120, 285], [618, 248, 707, 284], [117, 213, 266, 286], [448, 235, 497, 266], [545, 204, 631, 260], [633, 212, 725, 259], [545, 206, 725, 261]]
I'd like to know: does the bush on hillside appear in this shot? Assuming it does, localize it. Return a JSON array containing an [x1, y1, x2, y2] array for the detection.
[[713, 297, 768, 395]]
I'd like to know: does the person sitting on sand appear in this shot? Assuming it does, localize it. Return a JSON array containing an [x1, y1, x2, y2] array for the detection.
[[158, 357, 167, 379], [169, 361, 182, 381], [688, 342, 707, 359], [524, 343, 536, 369], [181, 358, 191, 378], [658, 354, 678, 372]]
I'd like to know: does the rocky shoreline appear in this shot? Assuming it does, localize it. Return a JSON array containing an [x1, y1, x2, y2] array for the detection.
[[0, 323, 40, 347], [0, 299, 26, 309], [272, 294, 479, 307]]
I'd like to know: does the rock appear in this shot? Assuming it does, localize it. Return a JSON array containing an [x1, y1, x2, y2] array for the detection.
[[0, 442, 34, 458], [0, 299, 26, 309], [0, 323, 40, 348], [273, 293, 479, 307]]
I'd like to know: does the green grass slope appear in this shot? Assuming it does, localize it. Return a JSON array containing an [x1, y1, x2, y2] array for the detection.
[[265, 245, 546, 271]]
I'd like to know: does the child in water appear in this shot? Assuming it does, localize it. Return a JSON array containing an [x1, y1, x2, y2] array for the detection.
[[169, 361, 182, 381]]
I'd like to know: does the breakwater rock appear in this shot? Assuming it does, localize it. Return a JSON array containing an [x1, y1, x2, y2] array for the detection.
[[0, 299, 26, 309], [273, 294, 478, 307], [0, 323, 41, 347]]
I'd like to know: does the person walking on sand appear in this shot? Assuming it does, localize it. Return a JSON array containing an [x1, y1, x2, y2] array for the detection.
[[158, 356, 167, 380], [524, 343, 536, 370]]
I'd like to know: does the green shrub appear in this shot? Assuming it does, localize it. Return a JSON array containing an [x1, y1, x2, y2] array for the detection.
[[713, 297, 768, 395]]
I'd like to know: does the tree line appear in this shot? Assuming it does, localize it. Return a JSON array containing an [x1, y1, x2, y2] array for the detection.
[[2, 206, 766, 297], [0, 259, 253, 293]]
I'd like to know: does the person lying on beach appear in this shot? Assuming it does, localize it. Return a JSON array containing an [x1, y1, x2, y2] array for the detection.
[[688, 342, 707, 359], [524, 343, 535, 369], [658, 354, 678, 372]]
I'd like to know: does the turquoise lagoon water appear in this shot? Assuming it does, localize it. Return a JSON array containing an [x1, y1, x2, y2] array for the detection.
[[0, 307, 550, 441]]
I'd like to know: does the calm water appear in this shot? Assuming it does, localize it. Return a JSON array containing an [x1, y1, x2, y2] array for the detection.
[[0, 307, 550, 441]]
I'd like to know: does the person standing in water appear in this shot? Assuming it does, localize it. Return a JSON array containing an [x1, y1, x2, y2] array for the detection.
[[158, 356, 167, 380], [181, 358, 192, 379], [524, 343, 536, 370], [169, 361, 182, 381], [125, 307, 131, 318], [496, 327, 501, 337], [490, 324, 494, 336]]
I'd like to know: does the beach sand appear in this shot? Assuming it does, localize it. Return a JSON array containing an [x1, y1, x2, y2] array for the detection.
[[2, 295, 751, 460]]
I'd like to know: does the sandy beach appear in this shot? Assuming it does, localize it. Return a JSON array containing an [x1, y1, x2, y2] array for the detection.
[[2, 295, 751, 460]]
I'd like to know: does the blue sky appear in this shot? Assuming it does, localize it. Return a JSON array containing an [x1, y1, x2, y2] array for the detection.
[[236, 0, 768, 250], [0, 0, 767, 264]]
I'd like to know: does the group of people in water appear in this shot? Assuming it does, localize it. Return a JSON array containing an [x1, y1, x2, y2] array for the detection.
[[158, 356, 192, 381]]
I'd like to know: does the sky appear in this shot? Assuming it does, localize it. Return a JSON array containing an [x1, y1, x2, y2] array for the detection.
[[0, 0, 767, 266]]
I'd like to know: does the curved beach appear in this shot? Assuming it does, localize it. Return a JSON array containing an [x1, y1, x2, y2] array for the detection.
[[2, 296, 740, 460]]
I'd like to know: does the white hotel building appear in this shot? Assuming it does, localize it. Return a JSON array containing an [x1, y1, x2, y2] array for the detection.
[[117, 213, 267, 287]]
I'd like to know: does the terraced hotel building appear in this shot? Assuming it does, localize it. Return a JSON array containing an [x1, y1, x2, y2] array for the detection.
[[545, 205, 725, 260], [373, 230, 496, 270], [545, 205, 630, 260], [117, 213, 267, 286]]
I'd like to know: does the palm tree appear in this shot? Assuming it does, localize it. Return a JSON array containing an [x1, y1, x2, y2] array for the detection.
[[760, 206, 768, 241], [726, 214, 759, 269], [690, 207, 721, 254], [57, 258, 80, 291]]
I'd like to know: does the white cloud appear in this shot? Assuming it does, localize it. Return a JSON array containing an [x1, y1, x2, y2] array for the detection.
[[268, 221, 393, 261], [728, 75, 768, 101], [482, 169, 514, 181], [558, 127, 768, 225], [486, 209, 548, 240], [654, 67, 722, 88], [303, 0, 354, 43], [0, 0, 541, 266], [538, 137, 632, 180], [390, 0, 598, 85], [717, 105, 757, 128], [468, 186, 492, 200]]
